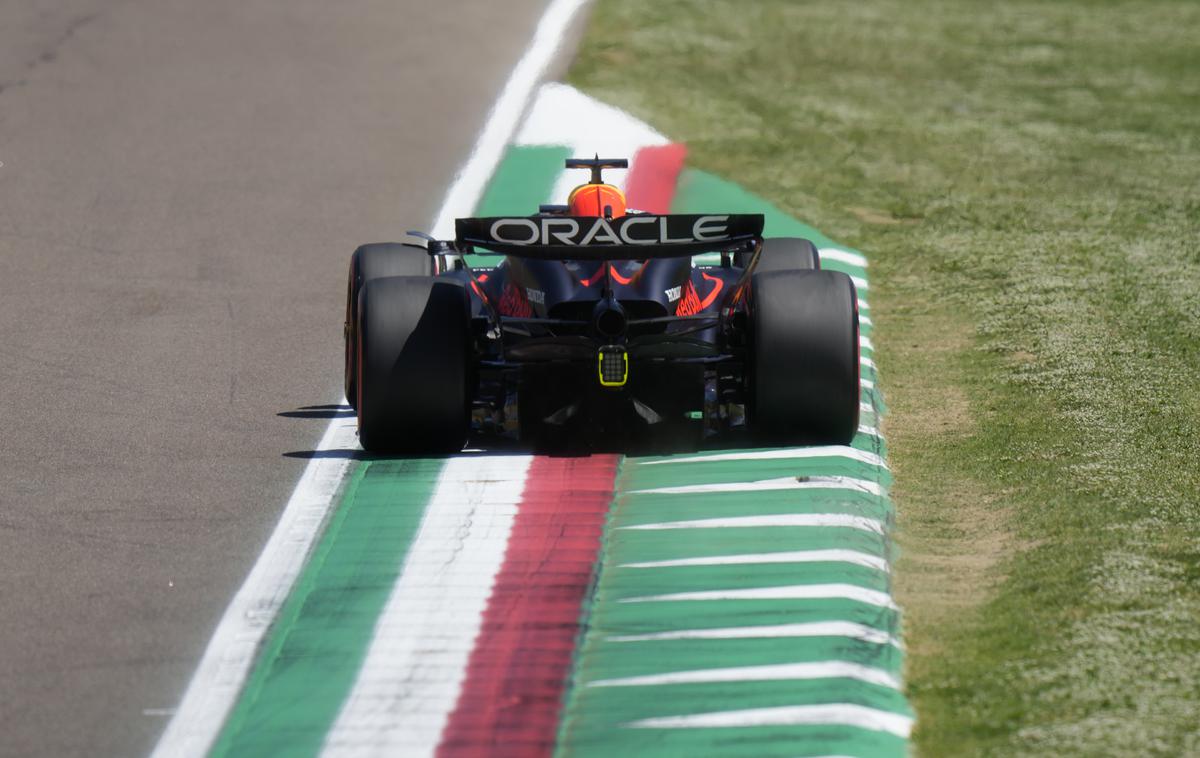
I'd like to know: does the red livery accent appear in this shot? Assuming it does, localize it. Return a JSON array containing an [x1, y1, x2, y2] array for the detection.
[[577, 262, 642, 287], [697, 271, 725, 310], [499, 281, 533, 317], [578, 264, 605, 287], [675, 278, 702, 316], [675, 273, 723, 316], [609, 262, 642, 285]]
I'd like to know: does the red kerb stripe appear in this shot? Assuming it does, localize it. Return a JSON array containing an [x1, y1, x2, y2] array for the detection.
[[435, 455, 619, 757], [625, 143, 687, 214]]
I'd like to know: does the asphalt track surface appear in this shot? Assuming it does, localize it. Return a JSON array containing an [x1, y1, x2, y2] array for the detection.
[[0, 1, 577, 754]]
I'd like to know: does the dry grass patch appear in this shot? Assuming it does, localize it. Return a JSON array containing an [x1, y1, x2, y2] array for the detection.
[[882, 305, 1020, 667], [847, 206, 921, 226]]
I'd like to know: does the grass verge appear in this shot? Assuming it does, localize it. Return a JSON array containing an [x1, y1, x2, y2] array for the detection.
[[569, 1, 1200, 754]]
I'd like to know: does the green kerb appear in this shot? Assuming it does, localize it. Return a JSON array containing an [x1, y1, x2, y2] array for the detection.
[[467, 144, 572, 267], [209, 458, 444, 758]]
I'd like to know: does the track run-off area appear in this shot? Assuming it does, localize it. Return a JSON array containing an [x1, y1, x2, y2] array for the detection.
[[155, 7, 909, 754]]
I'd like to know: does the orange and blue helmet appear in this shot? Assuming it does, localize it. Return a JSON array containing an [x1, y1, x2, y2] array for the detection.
[[567, 182, 627, 218]]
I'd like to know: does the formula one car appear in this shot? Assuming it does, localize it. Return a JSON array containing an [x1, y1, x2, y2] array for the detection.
[[344, 158, 859, 453]]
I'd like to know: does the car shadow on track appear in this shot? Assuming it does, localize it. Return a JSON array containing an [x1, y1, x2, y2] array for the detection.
[[278, 404, 763, 461], [277, 404, 356, 420]]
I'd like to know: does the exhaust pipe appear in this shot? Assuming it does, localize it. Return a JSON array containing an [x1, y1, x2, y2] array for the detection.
[[591, 295, 627, 340]]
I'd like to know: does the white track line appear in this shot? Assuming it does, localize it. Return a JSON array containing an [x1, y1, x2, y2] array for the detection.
[[625, 703, 913, 737], [620, 584, 899, 610], [638, 445, 886, 468], [322, 456, 532, 756], [621, 513, 885, 534], [151, 416, 358, 757], [606, 621, 898, 646], [818, 247, 868, 268], [155, 1, 587, 752], [605, 620, 900, 646], [588, 661, 900, 690], [628, 475, 885, 498], [430, 0, 592, 238], [515, 82, 668, 201], [618, 548, 889, 573]]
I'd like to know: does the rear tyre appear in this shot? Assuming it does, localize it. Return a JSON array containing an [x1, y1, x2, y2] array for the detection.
[[344, 243, 432, 409], [737, 237, 821, 273], [357, 276, 471, 453], [748, 269, 859, 445]]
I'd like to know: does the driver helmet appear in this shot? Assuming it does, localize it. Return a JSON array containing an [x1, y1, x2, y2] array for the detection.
[[567, 182, 626, 218]]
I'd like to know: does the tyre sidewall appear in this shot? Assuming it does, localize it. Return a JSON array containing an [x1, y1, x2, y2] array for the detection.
[[748, 269, 859, 444], [344, 243, 432, 407], [738, 237, 821, 273], [357, 275, 470, 452]]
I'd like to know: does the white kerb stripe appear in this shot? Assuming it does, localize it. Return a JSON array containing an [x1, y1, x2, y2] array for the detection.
[[857, 298, 870, 311], [818, 247, 868, 268], [322, 455, 533, 757], [605, 620, 900, 646], [637, 445, 886, 469], [620, 584, 899, 610], [618, 548, 889, 573], [625, 703, 913, 737], [588, 661, 900, 690], [850, 275, 869, 291], [861, 336, 875, 351], [430, 0, 592, 238], [515, 82, 669, 199], [629, 475, 885, 497], [861, 356, 877, 370], [860, 314, 874, 327], [621, 513, 885, 535]]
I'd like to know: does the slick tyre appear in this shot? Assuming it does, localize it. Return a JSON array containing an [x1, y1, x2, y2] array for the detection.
[[356, 276, 471, 453], [737, 237, 820, 273], [344, 243, 432, 409], [748, 269, 859, 445]]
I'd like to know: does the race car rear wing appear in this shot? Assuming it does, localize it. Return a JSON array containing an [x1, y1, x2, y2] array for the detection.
[[455, 213, 764, 259]]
